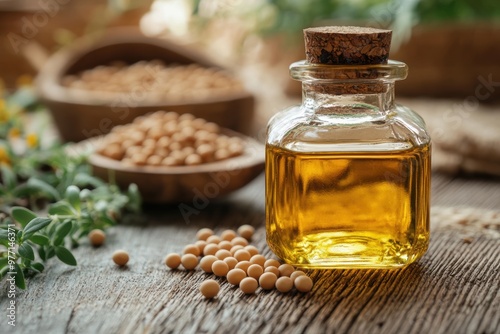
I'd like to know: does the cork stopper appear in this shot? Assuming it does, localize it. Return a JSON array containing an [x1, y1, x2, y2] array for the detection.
[[304, 26, 392, 65]]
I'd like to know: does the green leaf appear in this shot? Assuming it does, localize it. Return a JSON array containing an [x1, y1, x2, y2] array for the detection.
[[56, 220, 73, 238], [11, 207, 37, 227], [38, 247, 47, 261], [94, 200, 108, 212], [47, 221, 57, 237], [23, 217, 52, 240], [99, 213, 116, 227], [0, 266, 9, 280], [74, 173, 104, 188], [18, 243, 35, 261], [55, 246, 77, 266], [13, 263, 26, 289], [65, 185, 81, 211], [53, 220, 72, 246], [0, 164, 17, 190], [30, 262, 45, 273], [53, 237, 64, 247], [48, 201, 74, 216], [79, 189, 92, 200], [27, 177, 61, 201], [127, 183, 142, 212], [0, 257, 7, 269], [11, 183, 31, 197], [29, 234, 50, 246], [0, 229, 8, 244], [70, 238, 80, 248], [46, 247, 55, 259]]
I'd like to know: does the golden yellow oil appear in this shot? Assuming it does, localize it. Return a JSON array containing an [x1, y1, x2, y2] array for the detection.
[[265, 144, 431, 269]]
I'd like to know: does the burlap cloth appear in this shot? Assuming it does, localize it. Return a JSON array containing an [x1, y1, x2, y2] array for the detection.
[[402, 99, 500, 177], [431, 206, 500, 239]]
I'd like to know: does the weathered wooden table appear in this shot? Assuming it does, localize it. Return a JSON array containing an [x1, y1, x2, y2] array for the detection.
[[1, 172, 499, 334]]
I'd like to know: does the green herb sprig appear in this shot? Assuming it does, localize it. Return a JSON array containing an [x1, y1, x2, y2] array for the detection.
[[0, 85, 142, 290], [0, 182, 140, 289]]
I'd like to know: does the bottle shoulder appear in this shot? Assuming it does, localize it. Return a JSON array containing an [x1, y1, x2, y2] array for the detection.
[[267, 103, 431, 152]]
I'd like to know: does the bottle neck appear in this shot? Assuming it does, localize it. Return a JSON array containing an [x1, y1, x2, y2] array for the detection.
[[302, 81, 395, 119], [289, 60, 406, 121]]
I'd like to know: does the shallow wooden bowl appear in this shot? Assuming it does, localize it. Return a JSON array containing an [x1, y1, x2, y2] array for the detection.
[[36, 28, 254, 142], [74, 130, 264, 203]]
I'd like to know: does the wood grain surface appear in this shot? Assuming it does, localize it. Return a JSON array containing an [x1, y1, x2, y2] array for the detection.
[[1, 173, 499, 334]]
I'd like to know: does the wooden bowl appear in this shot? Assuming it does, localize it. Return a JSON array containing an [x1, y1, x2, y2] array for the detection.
[[73, 130, 265, 203], [36, 28, 254, 142]]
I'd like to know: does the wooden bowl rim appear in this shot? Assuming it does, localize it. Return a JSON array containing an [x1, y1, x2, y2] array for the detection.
[[36, 27, 253, 107], [73, 129, 265, 176]]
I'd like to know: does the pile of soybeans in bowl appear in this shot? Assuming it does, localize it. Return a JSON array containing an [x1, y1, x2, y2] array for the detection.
[[61, 60, 245, 101], [95, 111, 245, 167]]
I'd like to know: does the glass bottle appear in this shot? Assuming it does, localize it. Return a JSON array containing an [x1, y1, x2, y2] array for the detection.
[[265, 59, 431, 269]]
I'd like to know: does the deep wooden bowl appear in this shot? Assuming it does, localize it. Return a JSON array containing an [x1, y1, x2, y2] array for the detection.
[[36, 28, 254, 142], [72, 130, 265, 203]]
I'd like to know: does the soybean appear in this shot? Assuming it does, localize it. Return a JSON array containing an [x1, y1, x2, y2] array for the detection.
[[200, 279, 220, 299], [112, 250, 129, 266], [165, 253, 182, 269], [259, 272, 278, 290], [181, 254, 198, 270], [239, 277, 258, 294], [227, 268, 247, 286], [276, 277, 294, 293], [89, 229, 106, 247], [212, 260, 229, 277], [294, 275, 314, 293]]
